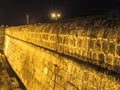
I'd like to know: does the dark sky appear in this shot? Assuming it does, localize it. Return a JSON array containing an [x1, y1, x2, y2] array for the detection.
[[0, 0, 120, 25]]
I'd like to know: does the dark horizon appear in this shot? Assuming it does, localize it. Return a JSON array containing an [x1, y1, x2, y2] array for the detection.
[[0, 0, 120, 26]]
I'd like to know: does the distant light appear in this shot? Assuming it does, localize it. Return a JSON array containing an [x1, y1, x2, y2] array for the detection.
[[57, 13, 61, 17], [50, 12, 61, 20], [51, 13, 56, 18]]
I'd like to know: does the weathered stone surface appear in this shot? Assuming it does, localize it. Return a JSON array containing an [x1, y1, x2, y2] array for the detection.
[[2, 15, 120, 89], [0, 54, 24, 90], [117, 46, 120, 56], [98, 53, 105, 64], [102, 40, 108, 54], [95, 40, 101, 51], [3, 35, 120, 90], [109, 43, 115, 54], [0, 28, 4, 50]]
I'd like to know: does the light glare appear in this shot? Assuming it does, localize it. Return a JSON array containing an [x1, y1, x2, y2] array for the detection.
[[50, 12, 61, 20], [51, 13, 56, 18], [57, 14, 61, 17]]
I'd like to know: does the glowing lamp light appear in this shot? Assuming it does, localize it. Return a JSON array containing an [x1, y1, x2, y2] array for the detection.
[[51, 13, 56, 18], [57, 13, 61, 17], [51, 12, 61, 20]]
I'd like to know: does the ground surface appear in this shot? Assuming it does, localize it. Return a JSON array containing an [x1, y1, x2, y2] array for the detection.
[[0, 53, 24, 90]]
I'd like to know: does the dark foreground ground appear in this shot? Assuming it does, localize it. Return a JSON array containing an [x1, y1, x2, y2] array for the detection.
[[0, 53, 26, 90]]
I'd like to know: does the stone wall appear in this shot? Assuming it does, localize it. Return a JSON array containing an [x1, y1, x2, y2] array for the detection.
[[0, 27, 4, 50], [3, 15, 120, 89]]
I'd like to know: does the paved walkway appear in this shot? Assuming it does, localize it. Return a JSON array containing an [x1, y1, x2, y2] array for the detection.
[[0, 54, 25, 90]]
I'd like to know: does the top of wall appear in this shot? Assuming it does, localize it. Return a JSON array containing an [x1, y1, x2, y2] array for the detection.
[[7, 14, 120, 35]]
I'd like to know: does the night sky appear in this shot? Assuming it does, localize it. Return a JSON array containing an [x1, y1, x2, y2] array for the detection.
[[0, 0, 120, 25]]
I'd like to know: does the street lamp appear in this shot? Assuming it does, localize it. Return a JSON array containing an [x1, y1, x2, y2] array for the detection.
[[26, 14, 29, 24], [51, 12, 61, 20]]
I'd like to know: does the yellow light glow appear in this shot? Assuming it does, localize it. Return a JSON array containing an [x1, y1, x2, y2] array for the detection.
[[57, 13, 61, 17], [50, 12, 61, 20], [51, 13, 56, 18]]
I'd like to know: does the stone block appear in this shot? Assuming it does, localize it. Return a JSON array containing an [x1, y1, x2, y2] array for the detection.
[[98, 53, 104, 64], [117, 31, 120, 43], [81, 50, 87, 60], [82, 39, 88, 49], [106, 55, 113, 66], [77, 39, 82, 47], [90, 30, 98, 38], [102, 29, 109, 38], [87, 51, 92, 61], [102, 41, 108, 54], [95, 40, 101, 51], [109, 43, 115, 54], [92, 53, 98, 62], [113, 57, 120, 73], [88, 39, 94, 49], [117, 46, 120, 56]]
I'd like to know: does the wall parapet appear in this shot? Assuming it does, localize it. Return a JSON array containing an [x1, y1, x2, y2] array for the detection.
[[0, 27, 5, 50], [4, 15, 120, 74]]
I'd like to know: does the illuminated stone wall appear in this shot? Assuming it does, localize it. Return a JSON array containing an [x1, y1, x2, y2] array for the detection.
[[0, 28, 4, 50], [3, 16, 120, 89]]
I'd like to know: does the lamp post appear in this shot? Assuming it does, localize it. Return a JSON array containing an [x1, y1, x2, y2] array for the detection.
[[26, 14, 29, 24]]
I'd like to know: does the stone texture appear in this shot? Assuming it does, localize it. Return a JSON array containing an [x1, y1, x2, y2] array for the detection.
[[3, 36, 120, 90], [2, 15, 120, 89], [0, 28, 5, 50]]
